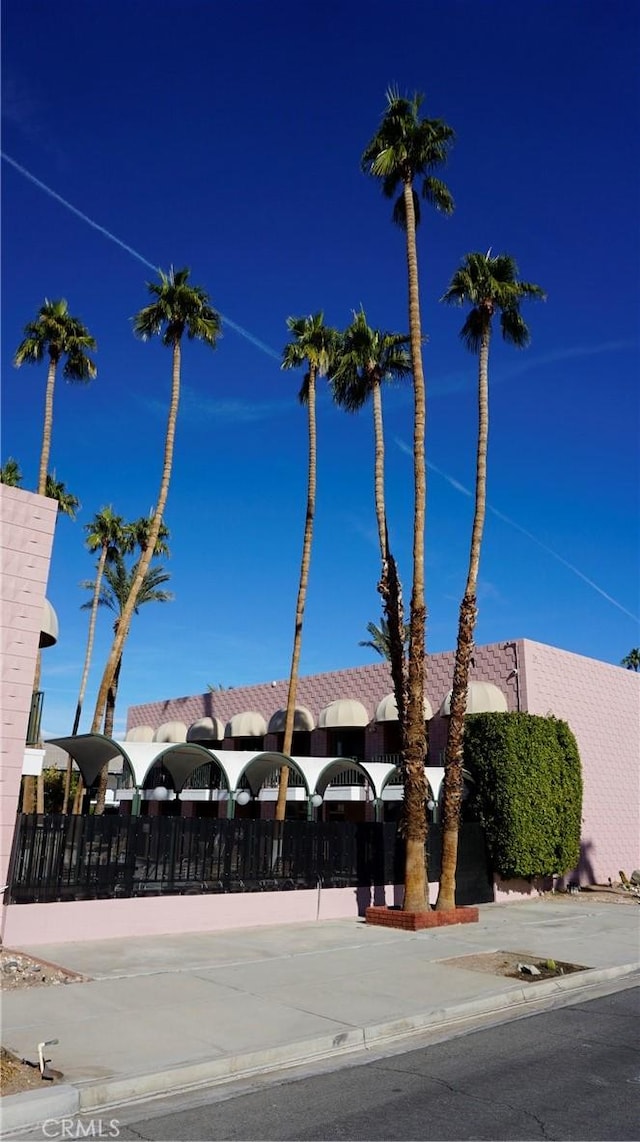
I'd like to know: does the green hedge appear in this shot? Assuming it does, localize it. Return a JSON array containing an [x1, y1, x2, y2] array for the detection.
[[463, 712, 583, 879]]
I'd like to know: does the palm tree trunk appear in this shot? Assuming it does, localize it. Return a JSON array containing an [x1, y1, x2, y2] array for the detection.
[[436, 324, 490, 910], [90, 339, 181, 749], [72, 779, 84, 815], [400, 180, 429, 912], [36, 771, 45, 814], [103, 651, 121, 740], [38, 358, 57, 495], [61, 755, 74, 815], [276, 366, 318, 820], [371, 379, 387, 558], [22, 777, 36, 814], [94, 650, 121, 814], [371, 379, 407, 737], [72, 545, 108, 736]]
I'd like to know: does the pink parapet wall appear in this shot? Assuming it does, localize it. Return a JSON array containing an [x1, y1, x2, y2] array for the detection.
[[2, 885, 406, 946], [0, 486, 58, 890], [521, 639, 640, 886]]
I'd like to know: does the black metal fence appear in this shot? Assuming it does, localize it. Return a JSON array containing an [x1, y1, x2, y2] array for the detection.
[[6, 815, 494, 906]]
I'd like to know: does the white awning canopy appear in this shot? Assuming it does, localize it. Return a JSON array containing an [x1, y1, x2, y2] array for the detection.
[[153, 721, 188, 743], [318, 699, 369, 728], [267, 706, 315, 734], [226, 711, 267, 738], [187, 716, 226, 743], [124, 726, 155, 742], [440, 681, 508, 716], [39, 598, 58, 649], [375, 692, 433, 722]]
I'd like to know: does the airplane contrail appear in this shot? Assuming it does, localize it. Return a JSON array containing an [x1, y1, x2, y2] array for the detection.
[[5, 151, 637, 625], [396, 444, 639, 623], [1, 152, 281, 361]]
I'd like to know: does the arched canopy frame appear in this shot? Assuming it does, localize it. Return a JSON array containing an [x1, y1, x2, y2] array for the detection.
[[47, 735, 225, 793], [298, 757, 376, 799], [47, 738, 311, 797], [47, 737, 449, 803]]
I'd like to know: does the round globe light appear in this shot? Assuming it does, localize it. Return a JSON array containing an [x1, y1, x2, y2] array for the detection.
[[234, 789, 251, 806], [152, 786, 170, 801], [310, 794, 323, 808]]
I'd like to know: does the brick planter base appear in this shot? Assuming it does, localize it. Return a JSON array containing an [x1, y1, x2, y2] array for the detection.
[[365, 905, 479, 931]]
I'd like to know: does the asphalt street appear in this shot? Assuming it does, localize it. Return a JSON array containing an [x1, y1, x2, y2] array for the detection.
[[30, 983, 639, 1142]]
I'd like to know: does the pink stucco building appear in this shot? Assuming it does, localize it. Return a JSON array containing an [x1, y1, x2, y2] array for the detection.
[[0, 485, 58, 891], [128, 638, 639, 887]]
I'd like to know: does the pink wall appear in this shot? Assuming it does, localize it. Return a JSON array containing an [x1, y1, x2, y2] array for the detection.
[[521, 639, 640, 885], [0, 486, 57, 889], [2, 884, 407, 946]]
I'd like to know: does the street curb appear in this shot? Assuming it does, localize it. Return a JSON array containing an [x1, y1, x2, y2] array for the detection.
[[0, 1083, 80, 1138], [2, 962, 638, 1135]]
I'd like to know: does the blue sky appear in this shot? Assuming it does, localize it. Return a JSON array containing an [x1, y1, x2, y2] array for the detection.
[[2, 0, 638, 738]]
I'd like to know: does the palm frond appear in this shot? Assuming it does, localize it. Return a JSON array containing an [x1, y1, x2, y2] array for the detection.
[[500, 308, 531, 348], [330, 309, 411, 411], [422, 176, 455, 215], [14, 300, 96, 376], [362, 89, 454, 228], [45, 472, 80, 518], [0, 458, 23, 486], [442, 251, 544, 353], [133, 267, 221, 351], [282, 313, 339, 381], [459, 310, 485, 354]]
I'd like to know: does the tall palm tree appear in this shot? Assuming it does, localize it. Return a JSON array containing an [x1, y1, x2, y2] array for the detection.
[[0, 458, 22, 485], [359, 617, 410, 661], [88, 555, 173, 738], [71, 507, 126, 738], [89, 267, 220, 736], [362, 88, 454, 912], [276, 313, 339, 820], [82, 554, 172, 812], [331, 308, 412, 728], [621, 648, 640, 671], [74, 518, 171, 813], [13, 299, 96, 494], [436, 252, 545, 910]]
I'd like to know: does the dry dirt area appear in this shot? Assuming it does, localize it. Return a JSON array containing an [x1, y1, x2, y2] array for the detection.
[[541, 885, 639, 906], [438, 949, 588, 980], [0, 949, 84, 1099]]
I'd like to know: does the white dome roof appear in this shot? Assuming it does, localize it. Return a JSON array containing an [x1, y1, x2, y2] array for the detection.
[[440, 681, 508, 716], [318, 699, 369, 728]]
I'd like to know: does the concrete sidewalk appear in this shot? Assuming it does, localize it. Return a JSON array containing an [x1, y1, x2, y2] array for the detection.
[[1, 899, 638, 1136]]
